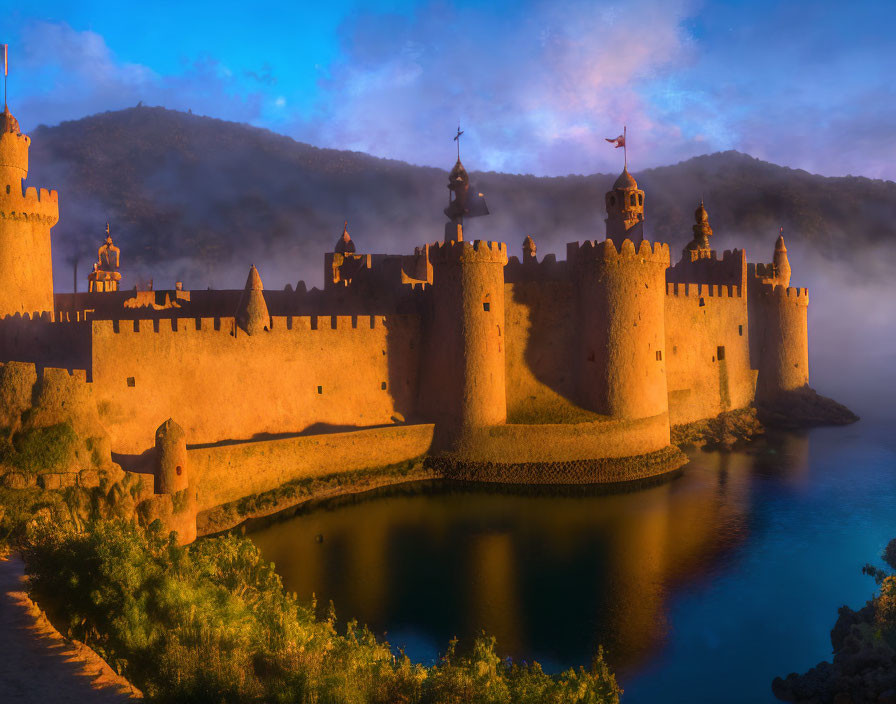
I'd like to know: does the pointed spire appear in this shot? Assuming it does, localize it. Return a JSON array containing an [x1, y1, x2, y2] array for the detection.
[[523, 235, 537, 263], [236, 265, 269, 335], [775, 226, 787, 251], [773, 227, 791, 287]]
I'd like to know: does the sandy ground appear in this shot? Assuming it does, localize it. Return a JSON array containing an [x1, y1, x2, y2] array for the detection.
[[0, 555, 141, 703]]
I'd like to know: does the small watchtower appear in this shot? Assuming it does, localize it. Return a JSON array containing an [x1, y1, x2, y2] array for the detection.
[[87, 223, 122, 292], [604, 168, 645, 247]]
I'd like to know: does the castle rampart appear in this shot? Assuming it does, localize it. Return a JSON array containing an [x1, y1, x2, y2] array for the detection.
[[90, 312, 422, 453]]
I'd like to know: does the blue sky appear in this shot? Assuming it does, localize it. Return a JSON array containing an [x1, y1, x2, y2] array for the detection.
[[0, 0, 893, 179]]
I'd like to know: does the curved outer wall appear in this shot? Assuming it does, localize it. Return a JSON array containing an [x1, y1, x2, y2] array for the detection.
[[419, 240, 508, 442], [754, 287, 809, 400], [0, 132, 58, 318], [575, 240, 670, 420]]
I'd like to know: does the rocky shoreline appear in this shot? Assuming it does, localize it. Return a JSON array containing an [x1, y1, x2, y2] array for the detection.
[[772, 540, 896, 703]]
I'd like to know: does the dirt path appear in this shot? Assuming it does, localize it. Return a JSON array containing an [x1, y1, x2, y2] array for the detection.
[[0, 555, 141, 703]]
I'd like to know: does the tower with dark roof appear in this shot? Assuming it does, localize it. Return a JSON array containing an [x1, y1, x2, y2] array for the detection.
[[604, 167, 645, 247]]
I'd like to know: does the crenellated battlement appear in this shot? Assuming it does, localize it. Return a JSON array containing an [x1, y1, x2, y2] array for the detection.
[[428, 239, 508, 265], [92, 313, 419, 337], [0, 185, 59, 224], [567, 238, 670, 266], [665, 282, 743, 299], [756, 283, 809, 305], [504, 253, 568, 282]]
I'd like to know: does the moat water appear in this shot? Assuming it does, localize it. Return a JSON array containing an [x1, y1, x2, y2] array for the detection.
[[248, 409, 895, 703]]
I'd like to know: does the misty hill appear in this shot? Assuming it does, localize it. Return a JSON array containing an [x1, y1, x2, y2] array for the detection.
[[26, 106, 896, 291]]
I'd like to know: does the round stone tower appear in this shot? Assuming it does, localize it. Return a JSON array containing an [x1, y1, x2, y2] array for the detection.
[[154, 418, 189, 495], [0, 105, 58, 317], [422, 235, 508, 443], [752, 235, 808, 401], [604, 168, 645, 247], [574, 238, 670, 420]]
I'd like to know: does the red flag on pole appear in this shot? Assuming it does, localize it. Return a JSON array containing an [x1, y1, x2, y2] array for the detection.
[[605, 134, 625, 149]]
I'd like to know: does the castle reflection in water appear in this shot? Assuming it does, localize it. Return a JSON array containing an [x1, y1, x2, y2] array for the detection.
[[248, 430, 810, 673]]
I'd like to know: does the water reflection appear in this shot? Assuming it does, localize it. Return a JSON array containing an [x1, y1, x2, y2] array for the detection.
[[248, 431, 811, 674]]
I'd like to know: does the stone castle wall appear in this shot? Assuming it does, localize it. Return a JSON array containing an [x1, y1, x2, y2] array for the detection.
[[503, 280, 579, 421], [664, 282, 755, 425], [188, 423, 435, 511], [90, 314, 422, 454]]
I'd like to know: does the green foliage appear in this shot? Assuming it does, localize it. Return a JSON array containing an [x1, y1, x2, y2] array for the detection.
[[0, 422, 79, 474], [23, 520, 621, 704]]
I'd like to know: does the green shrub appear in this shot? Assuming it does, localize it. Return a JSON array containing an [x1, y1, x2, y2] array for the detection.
[[23, 520, 621, 704], [7, 422, 79, 474]]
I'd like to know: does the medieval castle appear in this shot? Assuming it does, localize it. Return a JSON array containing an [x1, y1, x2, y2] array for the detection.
[[0, 102, 816, 541]]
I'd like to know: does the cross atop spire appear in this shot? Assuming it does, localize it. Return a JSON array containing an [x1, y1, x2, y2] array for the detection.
[[453, 123, 464, 161]]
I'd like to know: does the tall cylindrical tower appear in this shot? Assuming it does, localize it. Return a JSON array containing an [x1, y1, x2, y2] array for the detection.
[[0, 106, 58, 318], [755, 286, 809, 400], [420, 237, 508, 440], [574, 238, 670, 420]]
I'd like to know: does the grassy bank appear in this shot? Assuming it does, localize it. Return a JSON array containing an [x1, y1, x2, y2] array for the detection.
[[24, 520, 621, 703]]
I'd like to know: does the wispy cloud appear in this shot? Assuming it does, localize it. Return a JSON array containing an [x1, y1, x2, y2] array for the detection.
[[14, 21, 269, 129], [299, 0, 699, 175]]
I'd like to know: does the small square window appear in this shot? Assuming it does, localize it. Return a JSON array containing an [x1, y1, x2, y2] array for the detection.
[[738, 325, 743, 336], [656, 350, 662, 361], [717, 346, 726, 361], [126, 377, 135, 387], [699, 297, 706, 307], [483, 302, 490, 312], [317, 385, 323, 395], [381, 382, 387, 390]]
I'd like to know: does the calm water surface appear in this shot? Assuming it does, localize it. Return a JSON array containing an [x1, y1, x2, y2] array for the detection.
[[248, 418, 896, 703]]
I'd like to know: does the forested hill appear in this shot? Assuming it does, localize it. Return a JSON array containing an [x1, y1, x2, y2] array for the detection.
[[25, 106, 896, 291]]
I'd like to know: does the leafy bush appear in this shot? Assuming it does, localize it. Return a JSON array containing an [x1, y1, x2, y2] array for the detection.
[[1, 422, 79, 474], [23, 520, 621, 704]]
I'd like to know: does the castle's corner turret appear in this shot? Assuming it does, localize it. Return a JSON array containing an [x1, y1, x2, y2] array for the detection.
[[0, 104, 58, 317], [235, 265, 270, 335]]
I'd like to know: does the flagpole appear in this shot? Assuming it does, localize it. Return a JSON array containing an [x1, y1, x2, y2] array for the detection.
[[623, 125, 627, 170]]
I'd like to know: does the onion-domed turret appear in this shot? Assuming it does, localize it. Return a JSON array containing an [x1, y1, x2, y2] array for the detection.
[[683, 199, 713, 258]]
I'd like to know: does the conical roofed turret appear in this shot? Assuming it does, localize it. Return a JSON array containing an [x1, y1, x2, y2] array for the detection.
[[236, 265, 270, 335], [773, 229, 791, 288]]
